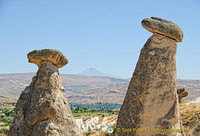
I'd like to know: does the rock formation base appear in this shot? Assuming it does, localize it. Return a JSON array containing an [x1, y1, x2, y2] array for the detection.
[[115, 34, 183, 136], [8, 50, 82, 136]]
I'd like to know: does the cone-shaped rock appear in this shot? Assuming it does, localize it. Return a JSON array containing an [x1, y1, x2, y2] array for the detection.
[[8, 49, 82, 136], [115, 18, 184, 136]]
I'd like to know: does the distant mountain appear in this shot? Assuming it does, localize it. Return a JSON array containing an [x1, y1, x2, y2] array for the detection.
[[0, 73, 200, 104], [78, 67, 108, 77]]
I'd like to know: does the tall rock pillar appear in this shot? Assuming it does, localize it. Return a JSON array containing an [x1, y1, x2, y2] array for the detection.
[[8, 49, 82, 136], [115, 17, 184, 136]]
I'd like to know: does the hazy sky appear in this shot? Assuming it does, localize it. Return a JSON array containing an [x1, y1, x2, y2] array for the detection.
[[0, 0, 200, 79]]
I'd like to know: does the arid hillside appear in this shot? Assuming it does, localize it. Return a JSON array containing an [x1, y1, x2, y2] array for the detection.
[[0, 73, 199, 104]]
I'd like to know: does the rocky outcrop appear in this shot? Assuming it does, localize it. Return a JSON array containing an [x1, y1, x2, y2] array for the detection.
[[27, 49, 68, 68], [142, 17, 183, 42], [8, 49, 82, 136], [76, 116, 117, 132], [177, 88, 188, 102], [115, 17, 184, 136]]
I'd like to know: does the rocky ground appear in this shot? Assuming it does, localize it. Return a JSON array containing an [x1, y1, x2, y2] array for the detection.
[[0, 98, 200, 136]]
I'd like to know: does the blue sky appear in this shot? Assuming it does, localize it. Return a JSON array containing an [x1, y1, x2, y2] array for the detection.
[[0, 0, 200, 79]]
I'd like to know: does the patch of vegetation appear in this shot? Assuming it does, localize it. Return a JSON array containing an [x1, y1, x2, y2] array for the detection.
[[0, 108, 14, 134], [0, 127, 8, 134], [180, 103, 200, 129], [70, 102, 122, 110], [71, 107, 119, 117]]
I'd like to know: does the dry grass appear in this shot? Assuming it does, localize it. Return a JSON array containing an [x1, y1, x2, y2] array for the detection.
[[81, 116, 92, 122], [98, 116, 104, 124], [106, 115, 117, 124], [180, 102, 200, 129]]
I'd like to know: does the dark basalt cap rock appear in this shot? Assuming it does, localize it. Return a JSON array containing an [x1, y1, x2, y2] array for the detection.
[[27, 49, 68, 68], [142, 17, 183, 42]]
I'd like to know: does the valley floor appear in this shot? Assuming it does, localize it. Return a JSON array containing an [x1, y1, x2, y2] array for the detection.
[[0, 98, 200, 136]]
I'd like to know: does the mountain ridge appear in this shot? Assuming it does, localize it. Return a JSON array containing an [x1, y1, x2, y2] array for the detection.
[[78, 67, 109, 77], [0, 73, 200, 104]]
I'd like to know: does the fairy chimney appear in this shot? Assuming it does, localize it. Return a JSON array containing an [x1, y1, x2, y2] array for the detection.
[[115, 17, 184, 136], [8, 49, 82, 136]]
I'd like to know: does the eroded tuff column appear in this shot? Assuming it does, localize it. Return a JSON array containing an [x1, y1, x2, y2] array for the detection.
[[115, 17, 184, 136], [8, 49, 82, 136]]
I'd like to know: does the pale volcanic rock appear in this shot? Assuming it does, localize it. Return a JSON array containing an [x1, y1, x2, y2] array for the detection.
[[8, 49, 82, 136], [142, 17, 183, 42], [27, 49, 68, 68], [115, 17, 184, 136]]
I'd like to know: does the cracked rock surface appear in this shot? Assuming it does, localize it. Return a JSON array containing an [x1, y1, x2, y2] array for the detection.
[[115, 17, 184, 136], [8, 49, 82, 136]]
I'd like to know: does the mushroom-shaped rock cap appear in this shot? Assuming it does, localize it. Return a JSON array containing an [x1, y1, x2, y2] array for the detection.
[[27, 49, 68, 68], [142, 17, 183, 42]]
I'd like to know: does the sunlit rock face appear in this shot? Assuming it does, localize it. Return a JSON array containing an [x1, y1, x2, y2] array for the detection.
[[115, 17, 184, 136], [8, 49, 82, 136]]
